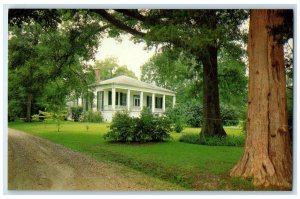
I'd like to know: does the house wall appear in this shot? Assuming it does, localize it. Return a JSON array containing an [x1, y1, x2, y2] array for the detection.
[[102, 111, 114, 122]]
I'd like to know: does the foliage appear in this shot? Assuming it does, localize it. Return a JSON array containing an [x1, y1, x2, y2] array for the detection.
[[80, 110, 103, 123], [217, 48, 248, 107], [179, 133, 245, 147], [174, 120, 184, 133], [104, 109, 172, 143], [104, 111, 136, 142], [166, 101, 241, 128], [71, 106, 83, 122], [93, 56, 137, 80], [51, 111, 67, 132], [38, 110, 53, 120], [8, 100, 22, 122], [9, 9, 61, 28], [141, 49, 199, 101], [220, 104, 241, 126], [31, 114, 40, 122], [8, 10, 104, 120], [184, 101, 204, 128], [165, 107, 186, 133]]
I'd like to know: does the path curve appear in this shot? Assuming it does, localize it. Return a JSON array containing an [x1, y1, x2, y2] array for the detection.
[[8, 128, 181, 191]]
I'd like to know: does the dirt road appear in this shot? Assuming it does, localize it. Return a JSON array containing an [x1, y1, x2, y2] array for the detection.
[[8, 128, 182, 191]]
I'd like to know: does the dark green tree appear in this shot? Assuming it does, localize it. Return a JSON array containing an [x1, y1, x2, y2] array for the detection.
[[8, 10, 105, 121]]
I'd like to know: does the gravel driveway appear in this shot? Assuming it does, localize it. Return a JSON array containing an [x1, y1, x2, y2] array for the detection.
[[8, 128, 182, 191]]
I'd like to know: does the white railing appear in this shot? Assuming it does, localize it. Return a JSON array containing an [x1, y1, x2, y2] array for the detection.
[[101, 105, 164, 113], [103, 105, 127, 111]]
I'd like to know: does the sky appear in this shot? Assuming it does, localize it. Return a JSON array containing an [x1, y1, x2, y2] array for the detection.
[[95, 35, 156, 79]]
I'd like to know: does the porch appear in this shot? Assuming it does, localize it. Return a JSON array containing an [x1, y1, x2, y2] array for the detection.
[[89, 87, 175, 114]]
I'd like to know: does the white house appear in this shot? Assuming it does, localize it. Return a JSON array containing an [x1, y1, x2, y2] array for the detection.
[[71, 73, 176, 122]]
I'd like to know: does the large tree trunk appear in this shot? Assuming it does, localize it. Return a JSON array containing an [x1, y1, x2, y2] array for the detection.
[[230, 10, 292, 188], [25, 94, 32, 122], [200, 46, 226, 137]]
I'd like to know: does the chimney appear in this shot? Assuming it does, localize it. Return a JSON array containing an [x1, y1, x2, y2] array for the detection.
[[95, 68, 101, 83]]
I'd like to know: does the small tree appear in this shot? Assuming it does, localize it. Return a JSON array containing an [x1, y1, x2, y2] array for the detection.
[[71, 106, 83, 122]]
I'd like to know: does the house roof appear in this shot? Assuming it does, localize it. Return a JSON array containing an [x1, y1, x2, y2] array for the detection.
[[90, 75, 175, 94]]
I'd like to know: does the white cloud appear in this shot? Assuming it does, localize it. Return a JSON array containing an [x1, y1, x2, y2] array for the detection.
[[95, 35, 156, 79]]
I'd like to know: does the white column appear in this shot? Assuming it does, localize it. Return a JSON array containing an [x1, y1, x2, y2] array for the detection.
[[162, 94, 165, 112], [172, 96, 176, 108], [140, 91, 143, 110], [127, 89, 131, 111], [152, 93, 155, 113], [112, 87, 115, 111]]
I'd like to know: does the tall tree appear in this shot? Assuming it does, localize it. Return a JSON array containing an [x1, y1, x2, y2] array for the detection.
[[91, 9, 248, 137], [8, 10, 104, 121], [94, 56, 137, 80], [230, 10, 292, 188]]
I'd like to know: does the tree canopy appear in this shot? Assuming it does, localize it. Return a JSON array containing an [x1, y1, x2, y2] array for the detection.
[[93, 56, 137, 80], [8, 10, 105, 120]]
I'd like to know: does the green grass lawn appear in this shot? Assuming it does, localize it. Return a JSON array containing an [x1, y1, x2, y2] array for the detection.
[[8, 120, 258, 190]]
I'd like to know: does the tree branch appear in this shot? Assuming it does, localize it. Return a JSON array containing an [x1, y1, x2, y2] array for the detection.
[[115, 9, 161, 25], [90, 9, 193, 54], [90, 9, 146, 37]]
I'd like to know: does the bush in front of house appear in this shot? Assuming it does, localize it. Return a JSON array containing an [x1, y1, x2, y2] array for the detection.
[[80, 110, 103, 123], [104, 111, 135, 142], [71, 106, 83, 122], [179, 133, 245, 147], [165, 107, 186, 133], [104, 108, 172, 143]]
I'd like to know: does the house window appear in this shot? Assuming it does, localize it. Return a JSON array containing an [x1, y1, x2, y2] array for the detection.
[[133, 95, 140, 107], [146, 96, 152, 108], [155, 97, 163, 109], [108, 91, 112, 105], [120, 93, 127, 106]]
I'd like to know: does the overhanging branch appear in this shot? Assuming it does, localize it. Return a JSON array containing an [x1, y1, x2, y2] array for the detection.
[[90, 9, 146, 37]]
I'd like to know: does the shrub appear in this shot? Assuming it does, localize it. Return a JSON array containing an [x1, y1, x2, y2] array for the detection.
[[174, 119, 184, 133], [220, 104, 240, 126], [104, 111, 135, 142], [179, 133, 245, 147], [80, 110, 103, 123], [104, 108, 172, 143], [179, 134, 200, 144], [165, 107, 185, 133], [71, 106, 83, 122], [32, 114, 40, 122], [150, 116, 172, 141], [185, 102, 203, 127], [168, 101, 242, 128]]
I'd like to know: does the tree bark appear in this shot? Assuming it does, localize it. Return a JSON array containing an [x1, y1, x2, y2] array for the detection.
[[25, 94, 32, 122], [230, 10, 292, 188], [200, 46, 226, 137]]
